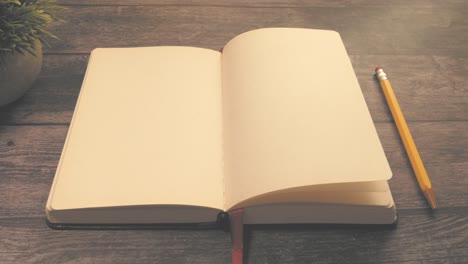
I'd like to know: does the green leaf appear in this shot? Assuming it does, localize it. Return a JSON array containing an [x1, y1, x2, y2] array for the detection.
[[0, 0, 63, 63]]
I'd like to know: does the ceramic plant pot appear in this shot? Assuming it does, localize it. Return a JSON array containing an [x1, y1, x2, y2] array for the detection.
[[0, 41, 42, 107]]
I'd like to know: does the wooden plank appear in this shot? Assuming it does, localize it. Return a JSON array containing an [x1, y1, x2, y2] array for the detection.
[[352, 55, 468, 122], [0, 122, 466, 218], [0, 209, 466, 263], [0, 74, 82, 125], [40, 54, 90, 76], [381, 121, 468, 209], [56, 0, 465, 8], [245, 209, 468, 263], [0, 217, 231, 263], [0, 55, 466, 125], [43, 5, 468, 55]]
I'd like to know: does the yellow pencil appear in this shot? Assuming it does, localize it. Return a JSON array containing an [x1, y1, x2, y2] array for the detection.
[[375, 66, 437, 209]]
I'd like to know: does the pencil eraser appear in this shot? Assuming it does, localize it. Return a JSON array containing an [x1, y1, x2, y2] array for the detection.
[[375, 66, 383, 72]]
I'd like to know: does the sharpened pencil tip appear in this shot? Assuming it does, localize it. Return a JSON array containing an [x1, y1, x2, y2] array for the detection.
[[424, 188, 437, 209]]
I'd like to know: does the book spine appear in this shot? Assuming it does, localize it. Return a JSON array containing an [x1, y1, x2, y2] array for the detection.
[[216, 211, 230, 231]]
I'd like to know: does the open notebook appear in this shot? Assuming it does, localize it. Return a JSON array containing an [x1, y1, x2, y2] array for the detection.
[[46, 28, 396, 227]]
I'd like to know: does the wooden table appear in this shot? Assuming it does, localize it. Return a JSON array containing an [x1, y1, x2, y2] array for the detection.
[[1, 1, 467, 263]]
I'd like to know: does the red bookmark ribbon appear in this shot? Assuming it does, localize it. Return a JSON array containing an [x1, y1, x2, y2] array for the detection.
[[230, 208, 244, 264]]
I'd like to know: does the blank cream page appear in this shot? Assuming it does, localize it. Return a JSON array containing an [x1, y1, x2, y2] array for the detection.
[[221, 28, 392, 209], [48, 47, 224, 211]]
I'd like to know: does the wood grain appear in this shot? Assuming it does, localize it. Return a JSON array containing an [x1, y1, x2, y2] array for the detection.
[[56, 0, 466, 8], [0, 210, 466, 263], [0, 122, 466, 219], [0, 55, 466, 125], [0, 75, 82, 125], [245, 209, 468, 264], [42, 4, 468, 55], [0, 217, 231, 264]]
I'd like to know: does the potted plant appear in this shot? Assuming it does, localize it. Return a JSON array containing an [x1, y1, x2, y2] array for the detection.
[[0, 0, 62, 106]]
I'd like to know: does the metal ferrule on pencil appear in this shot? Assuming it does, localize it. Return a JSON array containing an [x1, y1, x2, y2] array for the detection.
[[375, 69, 388, 81]]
